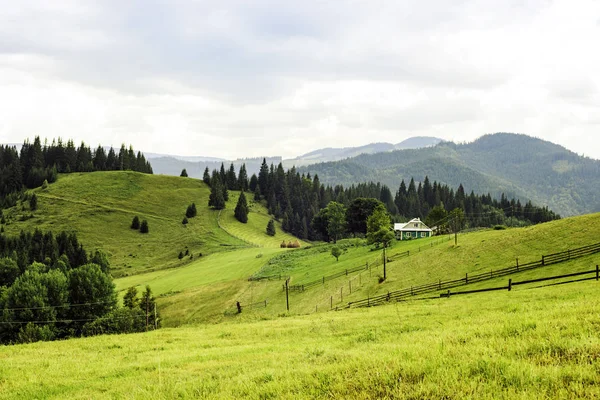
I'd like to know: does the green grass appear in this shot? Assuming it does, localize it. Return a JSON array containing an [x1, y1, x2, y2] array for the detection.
[[218, 192, 308, 248], [0, 172, 260, 277], [1, 280, 599, 399]]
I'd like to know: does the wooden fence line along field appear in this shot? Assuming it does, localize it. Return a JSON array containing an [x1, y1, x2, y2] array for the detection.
[[439, 266, 599, 298], [345, 242, 600, 309]]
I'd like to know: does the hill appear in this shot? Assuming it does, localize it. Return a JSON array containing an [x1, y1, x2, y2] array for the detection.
[[0, 171, 301, 278], [298, 133, 600, 216]]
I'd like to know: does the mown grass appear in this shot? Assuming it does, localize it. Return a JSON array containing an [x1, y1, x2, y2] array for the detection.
[[1, 280, 599, 399]]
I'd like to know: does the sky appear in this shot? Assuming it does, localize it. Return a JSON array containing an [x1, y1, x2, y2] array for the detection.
[[1, 0, 599, 160]]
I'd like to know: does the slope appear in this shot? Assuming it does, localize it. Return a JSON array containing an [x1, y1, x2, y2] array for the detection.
[[129, 212, 599, 326], [0, 171, 252, 277]]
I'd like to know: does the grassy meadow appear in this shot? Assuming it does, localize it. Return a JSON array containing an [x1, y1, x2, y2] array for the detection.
[[1, 279, 599, 399]]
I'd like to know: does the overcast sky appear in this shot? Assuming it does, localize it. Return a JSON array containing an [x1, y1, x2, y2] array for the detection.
[[1, 0, 599, 160]]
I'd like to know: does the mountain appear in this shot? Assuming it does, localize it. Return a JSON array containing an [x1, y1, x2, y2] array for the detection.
[[283, 136, 442, 167], [298, 133, 600, 217], [149, 156, 282, 179]]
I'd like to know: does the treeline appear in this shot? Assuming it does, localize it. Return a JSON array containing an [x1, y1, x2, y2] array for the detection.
[[203, 159, 559, 241], [0, 229, 158, 344], [0, 136, 153, 207]]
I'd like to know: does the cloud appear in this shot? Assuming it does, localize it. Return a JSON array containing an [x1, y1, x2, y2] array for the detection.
[[0, 0, 599, 160]]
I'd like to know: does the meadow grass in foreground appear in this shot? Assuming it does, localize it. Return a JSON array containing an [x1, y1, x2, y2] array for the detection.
[[0, 281, 598, 399]]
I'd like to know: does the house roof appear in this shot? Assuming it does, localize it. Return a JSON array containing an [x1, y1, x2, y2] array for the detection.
[[394, 218, 432, 232]]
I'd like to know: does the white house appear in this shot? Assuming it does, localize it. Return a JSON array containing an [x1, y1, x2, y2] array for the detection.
[[394, 218, 433, 240]]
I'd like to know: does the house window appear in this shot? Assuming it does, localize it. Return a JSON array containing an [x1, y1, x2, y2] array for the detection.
[[421, 232, 426, 238]]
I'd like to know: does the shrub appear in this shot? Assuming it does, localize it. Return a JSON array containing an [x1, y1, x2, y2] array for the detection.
[[494, 225, 507, 230], [140, 220, 149, 233], [131, 216, 140, 230], [182, 216, 188, 225]]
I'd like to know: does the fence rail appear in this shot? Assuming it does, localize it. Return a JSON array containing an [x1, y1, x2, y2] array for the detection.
[[345, 242, 600, 309]]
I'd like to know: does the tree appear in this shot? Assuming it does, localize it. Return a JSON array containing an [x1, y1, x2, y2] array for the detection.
[[366, 204, 394, 249], [67, 264, 117, 329], [30, 193, 38, 211], [208, 177, 226, 210], [140, 220, 149, 234], [123, 286, 139, 309], [346, 198, 383, 235], [90, 249, 110, 274], [331, 246, 342, 262], [326, 202, 346, 243], [425, 205, 448, 233], [139, 285, 160, 330], [366, 204, 395, 281], [180, 168, 188, 177], [0, 257, 20, 287], [130, 216, 140, 230], [266, 219, 276, 236], [186, 203, 197, 218], [202, 167, 211, 185], [234, 191, 249, 223]]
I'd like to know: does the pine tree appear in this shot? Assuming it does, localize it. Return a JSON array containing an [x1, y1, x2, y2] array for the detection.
[[266, 219, 276, 236], [203, 167, 211, 186], [140, 220, 149, 234], [208, 177, 226, 210], [131, 216, 140, 230], [234, 191, 249, 223], [180, 169, 188, 177]]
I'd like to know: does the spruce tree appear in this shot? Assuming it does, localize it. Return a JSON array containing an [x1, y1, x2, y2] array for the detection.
[[208, 178, 226, 210], [140, 220, 149, 233], [266, 219, 276, 236], [30, 194, 38, 211], [180, 168, 188, 177], [234, 191, 249, 223], [203, 167, 211, 186], [131, 216, 140, 230]]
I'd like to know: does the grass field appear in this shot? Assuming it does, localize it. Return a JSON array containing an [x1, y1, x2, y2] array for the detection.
[[1, 278, 598, 399], [0, 172, 293, 277]]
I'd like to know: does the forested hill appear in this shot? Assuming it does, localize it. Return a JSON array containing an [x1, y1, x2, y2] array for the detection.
[[298, 133, 600, 217]]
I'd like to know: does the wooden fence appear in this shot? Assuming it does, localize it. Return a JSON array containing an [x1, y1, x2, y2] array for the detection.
[[344, 242, 600, 309]]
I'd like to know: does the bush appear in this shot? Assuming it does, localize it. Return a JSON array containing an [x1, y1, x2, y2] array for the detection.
[[131, 216, 140, 230], [182, 216, 188, 225], [494, 225, 507, 230], [140, 220, 149, 233]]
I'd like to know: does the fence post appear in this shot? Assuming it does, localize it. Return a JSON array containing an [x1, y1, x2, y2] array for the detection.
[[323, 276, 325, 285], [330, 296, 333, 309], [438, 280, 441, 290], [516, 258, 519, 271], [596, 265, 599, 281], [411, 286, 413, 296], [285, 279, 290, 312], [508, 279, 512, 291], [367, 296, 370, 307], [387, 291, 390, 301], [349, 280, 352, 294], [542, 255, 545, 266], [236, 301, 242, 314], [340, 287, 343, 302], [465, 273, 468, 284], [447, 290, 450, 298]]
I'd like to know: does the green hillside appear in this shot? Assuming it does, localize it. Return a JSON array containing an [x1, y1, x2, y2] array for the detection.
[[1, 277, 598, 399], [0, 172, 298, 278], [299, 133, 600, 216], [120, 212, 600, 327]]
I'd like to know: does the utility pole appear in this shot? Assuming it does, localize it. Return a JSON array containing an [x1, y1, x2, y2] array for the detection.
[[383, 245, 387, 281], [285, 278, 290, 312]]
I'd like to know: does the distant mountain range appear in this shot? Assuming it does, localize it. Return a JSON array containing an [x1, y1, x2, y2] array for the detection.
[[297, 133, 600, 217], [143, 136, 442, 177], [284, 136, 442, 167]]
